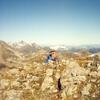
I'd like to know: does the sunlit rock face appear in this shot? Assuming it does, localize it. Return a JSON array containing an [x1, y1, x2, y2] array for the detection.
[[60, 61, 88, 99], [41, 68, 54, 91], [3, 90, 22, 100]]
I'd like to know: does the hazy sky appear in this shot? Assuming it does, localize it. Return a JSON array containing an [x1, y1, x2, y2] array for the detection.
[[0, 0, 100, 45]]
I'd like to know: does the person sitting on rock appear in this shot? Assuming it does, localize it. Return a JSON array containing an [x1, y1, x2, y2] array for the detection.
[[46, 50, 59, 63]]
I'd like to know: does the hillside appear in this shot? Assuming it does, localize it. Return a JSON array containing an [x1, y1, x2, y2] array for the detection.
[[0, 41, 22, 63], [0, 40, 100, 100]]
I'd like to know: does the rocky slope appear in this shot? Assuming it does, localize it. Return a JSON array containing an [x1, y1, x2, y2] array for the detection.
[[0, 41, 23, 65], [0, 41, 100, 100], [0, 52, 100, 100]]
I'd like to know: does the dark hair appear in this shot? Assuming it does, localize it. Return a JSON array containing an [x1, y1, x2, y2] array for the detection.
[[49, 50, 56, 53], [49, 54, 52, 57]]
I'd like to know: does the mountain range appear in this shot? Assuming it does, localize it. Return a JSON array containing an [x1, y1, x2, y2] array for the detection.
[[0, 40, 100, 61]]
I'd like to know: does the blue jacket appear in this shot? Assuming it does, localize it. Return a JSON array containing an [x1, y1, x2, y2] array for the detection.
[[46, 55, 59, 63]]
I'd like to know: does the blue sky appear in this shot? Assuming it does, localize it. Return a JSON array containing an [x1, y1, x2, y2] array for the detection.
[[0, 0, 100, 45]]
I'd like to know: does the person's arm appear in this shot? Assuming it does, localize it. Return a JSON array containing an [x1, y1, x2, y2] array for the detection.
[[45, 55, 51, 63]]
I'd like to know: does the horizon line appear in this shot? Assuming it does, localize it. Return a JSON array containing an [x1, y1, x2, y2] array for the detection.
[[0, 40, 100, 46]]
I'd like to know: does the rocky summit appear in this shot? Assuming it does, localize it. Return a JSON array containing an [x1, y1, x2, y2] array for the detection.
[[0, 41, 100, 100]]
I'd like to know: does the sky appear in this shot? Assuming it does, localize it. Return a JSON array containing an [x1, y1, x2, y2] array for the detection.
[[0, 0, 100, 45]]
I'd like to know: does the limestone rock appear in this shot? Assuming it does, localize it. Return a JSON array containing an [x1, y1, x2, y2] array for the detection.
[[3, 90, 22, 100], [0, 79, 10, 89]]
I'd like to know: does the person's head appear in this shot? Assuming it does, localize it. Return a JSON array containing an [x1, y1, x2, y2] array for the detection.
[[49, 50, 58, 58]]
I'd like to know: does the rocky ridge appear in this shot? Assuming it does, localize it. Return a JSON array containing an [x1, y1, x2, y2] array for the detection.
[[0, 56, 100, 100]]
